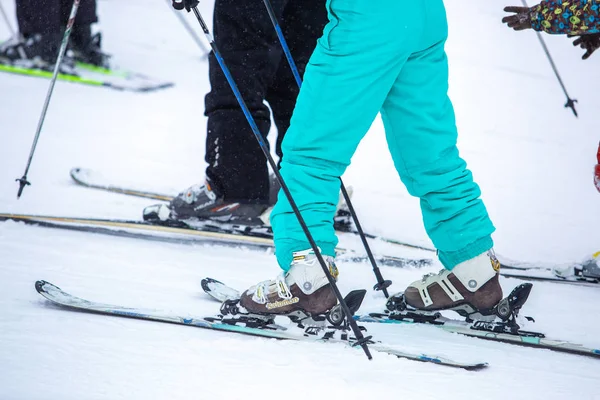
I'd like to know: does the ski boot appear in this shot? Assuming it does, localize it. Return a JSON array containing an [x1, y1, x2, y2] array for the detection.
[[69, 25, 110, 68], [384, 250, 539, 335], [0, 33, 76, 74], [400, 250, 503, 320], [143, 177, 272, 227], [219, 249, 339, 327], [144, 175, 352, 231]]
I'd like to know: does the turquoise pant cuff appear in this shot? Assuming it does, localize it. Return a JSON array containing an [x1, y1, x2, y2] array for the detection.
[[275, 239, 337, 272], [438, 236, 494, 270]]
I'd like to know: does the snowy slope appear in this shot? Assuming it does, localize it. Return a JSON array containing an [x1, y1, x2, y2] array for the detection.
[[1, 0, 600, 399]]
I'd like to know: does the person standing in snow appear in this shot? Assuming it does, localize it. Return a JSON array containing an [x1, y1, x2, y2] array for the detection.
[[144, 1, 332, 226], [232, 0, 506, 319], [0, 0, 108, 68], [502, 0, 600, 59]]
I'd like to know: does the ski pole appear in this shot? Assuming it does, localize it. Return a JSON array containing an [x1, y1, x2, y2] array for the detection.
[[15, 0, 81, 199], [262, 0, 392, 297], [164, 0, 209, 56], [172, 0, 373, 360], [0, 0, 27, 59], [520, 0, 577, 117]]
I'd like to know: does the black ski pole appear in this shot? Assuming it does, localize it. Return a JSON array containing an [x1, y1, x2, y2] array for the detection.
[[15, 0, 81, 198], [520, 0, 578, 117], [172, 0, 373, 360], [261, 0, 391, 297], [164, 0, 209, 56], [0, 0, 27, 59]]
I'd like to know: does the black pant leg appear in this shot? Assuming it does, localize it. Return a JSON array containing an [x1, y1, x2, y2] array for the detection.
[[60, 0, 98, 26], [16, 0, 61, 36], [265, 0, 328, 163], [205, 0, 288, 202]]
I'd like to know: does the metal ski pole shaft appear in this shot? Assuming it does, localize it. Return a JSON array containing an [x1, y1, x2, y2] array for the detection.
[[164, 0, 209, 55], [180, 2, 373, 360], [0, 0, 27, 59], [520, 0, 577, 117], [15, 0, 81, 199], [262, 0, 391, 297]]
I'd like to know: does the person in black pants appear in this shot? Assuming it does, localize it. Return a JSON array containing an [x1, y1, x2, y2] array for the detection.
[[145, 0, 329, 226], [0, 0, 107, 67]]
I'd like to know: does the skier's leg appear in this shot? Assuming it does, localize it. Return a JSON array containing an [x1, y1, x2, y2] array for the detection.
[[60, 0, 98, 26], [11, 0, 62, 61], [265, 0, 328, 163], [381, 1, 500, 313], [144, 1, 291, 225], [16, 0, 61, 37], [204, 0, 287, 203], [61, 0, 106, 67], [240, 0, 426, 316]]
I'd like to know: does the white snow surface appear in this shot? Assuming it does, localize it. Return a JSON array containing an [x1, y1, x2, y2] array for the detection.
[[1, 0, 600, 399]]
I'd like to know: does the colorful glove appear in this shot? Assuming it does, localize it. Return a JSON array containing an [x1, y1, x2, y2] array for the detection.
[[503, 1, 600, 35], [595, 142, 600, 193], [571, 33, 600, 60], [172, 0, 199, 12], [502, 6, 537, 31]]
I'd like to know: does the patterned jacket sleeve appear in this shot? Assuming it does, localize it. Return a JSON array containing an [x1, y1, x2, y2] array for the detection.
[[530, 0, 600, 35]]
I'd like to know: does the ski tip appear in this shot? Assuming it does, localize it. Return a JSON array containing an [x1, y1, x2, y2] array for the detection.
[[464, 362, 489, 371], [70, 167, 87, 180], [201, 278, 223, 294], [35, 280, 50, 293]]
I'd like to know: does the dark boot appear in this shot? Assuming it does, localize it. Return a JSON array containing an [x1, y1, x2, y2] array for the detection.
[[143, 177, 271, 225], [69, 24, 109, 68]]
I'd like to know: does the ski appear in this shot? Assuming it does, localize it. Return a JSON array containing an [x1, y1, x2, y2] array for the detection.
[[70, 167, 174, 201], [498, 252, 600, 286], [0, 213, 430, 268], [202, 279, 600, 360], [35, 280, 488, 370], [357, 312, 600, 360], [68, 167, 435, 252], [499, 269, 600, 287], [0, 60, 174, 92]]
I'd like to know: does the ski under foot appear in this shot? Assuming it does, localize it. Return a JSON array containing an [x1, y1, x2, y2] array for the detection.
[[0, 60, 174, 92], [201, 279, 600, 360], [69, 167, 435, 251], [499, 254, 600, 286], [0, 213, 431, 269], [35, 280, 487, 370]]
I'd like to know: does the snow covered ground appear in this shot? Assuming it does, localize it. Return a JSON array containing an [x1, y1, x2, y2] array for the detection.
[[1, 0, 599, 398]]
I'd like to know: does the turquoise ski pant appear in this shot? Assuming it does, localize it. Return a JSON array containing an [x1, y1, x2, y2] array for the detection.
[[271, 0, 495, 271]]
